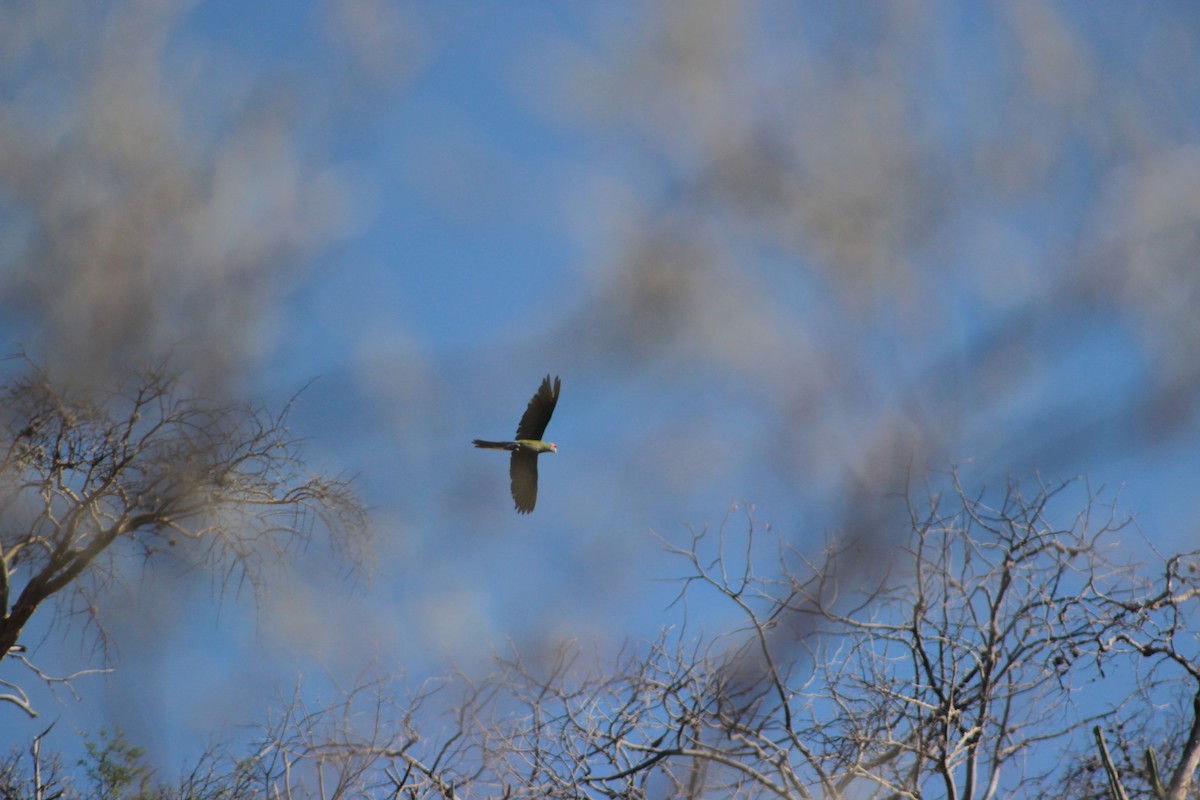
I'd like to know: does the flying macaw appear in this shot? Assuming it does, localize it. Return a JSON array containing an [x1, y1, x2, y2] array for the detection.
[[473, 375, 560, 514]]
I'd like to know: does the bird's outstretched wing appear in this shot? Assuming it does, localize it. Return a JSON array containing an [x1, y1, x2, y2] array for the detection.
[[510, 449, 539, 513], [515, 374, 560, 441]]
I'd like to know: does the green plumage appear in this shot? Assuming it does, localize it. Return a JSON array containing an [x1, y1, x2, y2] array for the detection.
[[473, 375, 560, 513]]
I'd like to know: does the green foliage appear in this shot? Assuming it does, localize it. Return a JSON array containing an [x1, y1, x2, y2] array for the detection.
[[0, 726, 265, 800], [79, 728, 163, 800]]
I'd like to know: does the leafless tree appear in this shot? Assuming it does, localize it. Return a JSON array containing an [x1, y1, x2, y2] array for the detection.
[[0, 359, 368, 717], [459, 476, 1146, 799], [1061, 541, 1200, 800], [128, 475, 1191, 800], [0, 722, 72, 800], [7, 474, 1200, 798]]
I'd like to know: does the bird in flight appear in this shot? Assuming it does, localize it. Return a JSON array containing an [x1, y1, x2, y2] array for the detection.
[[473, 374, 560, 514]]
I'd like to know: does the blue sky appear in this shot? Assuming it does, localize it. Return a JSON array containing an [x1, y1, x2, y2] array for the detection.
[[4, 0, 1200, 780]]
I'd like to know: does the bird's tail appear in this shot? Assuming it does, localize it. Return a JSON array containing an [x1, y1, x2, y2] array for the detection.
[[472, 439, 518, 450]]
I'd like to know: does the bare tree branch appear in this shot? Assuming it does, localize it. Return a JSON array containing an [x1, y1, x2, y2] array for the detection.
[[0, 359, 369, 715]]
